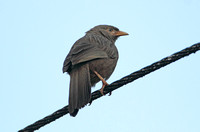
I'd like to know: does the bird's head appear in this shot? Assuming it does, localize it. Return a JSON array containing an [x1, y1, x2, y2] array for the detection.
[[86, 25, 128, 42]]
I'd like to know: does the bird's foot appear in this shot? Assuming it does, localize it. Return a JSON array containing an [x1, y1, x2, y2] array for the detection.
[[99, 82, 109, 96], [99, 88, 104, 95], [93, 70, 110, 96]]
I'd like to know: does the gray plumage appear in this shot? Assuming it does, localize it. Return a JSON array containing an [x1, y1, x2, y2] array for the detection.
[[63, 25, 128, 116]]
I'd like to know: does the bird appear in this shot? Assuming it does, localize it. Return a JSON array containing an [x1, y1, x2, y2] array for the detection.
[[63, 25, 128, 117]]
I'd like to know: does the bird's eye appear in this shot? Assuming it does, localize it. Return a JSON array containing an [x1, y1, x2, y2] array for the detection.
[[109, 29, 113, 32]]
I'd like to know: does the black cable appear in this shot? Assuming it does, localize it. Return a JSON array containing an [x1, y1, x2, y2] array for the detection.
[[19, 42, 200, 132]]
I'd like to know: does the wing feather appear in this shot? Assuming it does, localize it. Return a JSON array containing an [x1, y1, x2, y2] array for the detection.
[[63, 36, 108, 73]]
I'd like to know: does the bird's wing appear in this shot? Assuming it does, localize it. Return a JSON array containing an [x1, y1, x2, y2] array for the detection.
[[71, 42, 108, 65], [63, 38, 108, 73]]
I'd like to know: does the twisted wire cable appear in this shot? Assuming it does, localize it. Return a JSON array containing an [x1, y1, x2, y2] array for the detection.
[[19, 42, 200, 132]]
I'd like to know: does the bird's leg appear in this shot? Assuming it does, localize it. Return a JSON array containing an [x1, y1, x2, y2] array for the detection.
[[93, 71, 109, 95]]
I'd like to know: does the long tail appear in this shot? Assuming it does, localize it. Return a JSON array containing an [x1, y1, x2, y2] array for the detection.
[[68, 63, 91, 117]]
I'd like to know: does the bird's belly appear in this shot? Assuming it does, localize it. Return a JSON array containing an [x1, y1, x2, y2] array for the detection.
[[89, 58, 118, 86]]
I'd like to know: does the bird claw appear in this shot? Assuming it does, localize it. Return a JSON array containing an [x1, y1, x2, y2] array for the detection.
[[99, 87, 112, 96], [99, 82, 109, 96], [99, 89, 104, 96]]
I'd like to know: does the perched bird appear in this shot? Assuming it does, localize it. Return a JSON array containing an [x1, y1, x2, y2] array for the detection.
[[63, 25, 128, 116]]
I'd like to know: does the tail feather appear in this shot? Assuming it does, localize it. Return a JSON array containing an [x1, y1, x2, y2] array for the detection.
[[69, 64, 91, 117]]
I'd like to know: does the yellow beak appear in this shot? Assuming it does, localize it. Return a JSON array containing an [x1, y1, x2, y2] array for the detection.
[[114, 31, 129, 36]]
